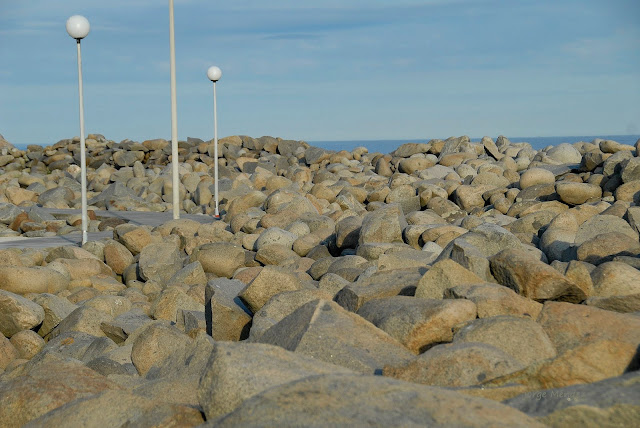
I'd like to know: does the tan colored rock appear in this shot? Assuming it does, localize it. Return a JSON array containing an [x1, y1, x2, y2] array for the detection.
[[103, 240, 134, 275], [538, 301, 640, 355], [117, 225, 153, 255], [357, 296, 477, 353], [519, 168, 555, 189], [485, 339, 639, 391], [576, 232, 640, 265], [82, 295, 132, 318], [130, 321, 192, 376], [249, 288, 333, 341], [9, 329, 44, 360], [255, 244, 300, 266], [256, 299, 414, 374], [454, 315, 557, 367], [0, 266, 69, 295], [205, 279, 252, 341], [0, 290, 45, 337], [24, 389, 203, 428], [453, 184, 494, 211], [190, 242, 246, 278], [574, 214, 638, 246], [415, 259, 484, 299], [615, 180, 640, 204], [209, 374, 545, 427], [48, 306, 113, 340], [197, 342, 354, 420], [556, 182, 602, 205], [490, 248, 586, 302], [152, 286, 204, 323], [556, 260, 594, 297], [384, 342, 525, 387], [0, 335, 19, 369], [420, 225, 467, 248], [445, 283, 543, 319], [0, 353, 123, 428], [138, 242, 183, 284], [589, 261, 640, 297], [239, 265, 303, 314], [51, 257, 114, 280], [335, 268, 423, 312]]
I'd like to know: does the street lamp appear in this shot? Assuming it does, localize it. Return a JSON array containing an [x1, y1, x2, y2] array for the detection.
[[66, 15, 90, 245], [169, 0, 180, 219], [207, 66, 222, 218]]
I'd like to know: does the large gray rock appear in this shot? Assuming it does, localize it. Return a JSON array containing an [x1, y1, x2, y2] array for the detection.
[[248, 288, 333, 341], [445, 283, 543, 319], [134, 333, 214, 409], [0, 353, 123, 428], [100, 308, 153, 344], [204, 278, 252, 341], [335, 268, 423, 312], [574, 214, 638, 246], [138, 242, 183, 284], [545, 143, 582, 164], [197, 341, 353, 420], [358, 203, 407, 245], [24, 390, 203, 428], [453, 315, 557, 367], [256, 299, 414, 374], [130, 321, 192, 376], [385, 341, 526, 387], [503, 370, 640, 427], [415, 259, 484, 299], [48, 306, 113, 340], [206, 374, 545, 427]]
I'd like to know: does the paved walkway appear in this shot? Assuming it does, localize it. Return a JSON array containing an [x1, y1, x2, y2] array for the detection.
[[0, 208, 216, 249]]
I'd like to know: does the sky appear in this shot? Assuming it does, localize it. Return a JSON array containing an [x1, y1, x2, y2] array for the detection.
[[0, 0, 639, 147]]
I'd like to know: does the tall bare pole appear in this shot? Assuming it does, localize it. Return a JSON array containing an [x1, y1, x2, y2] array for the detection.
[[213, 81, 219, 217], [169, 0, 180, 219], [76, 40, 88, 244]]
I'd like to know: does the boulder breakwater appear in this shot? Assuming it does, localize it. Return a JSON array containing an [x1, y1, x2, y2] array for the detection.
[[0, 132, 639, 426]]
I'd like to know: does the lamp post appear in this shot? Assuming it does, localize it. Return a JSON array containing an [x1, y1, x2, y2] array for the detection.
[[207, 66, 222, 218], [169, 0, 180, 219], [66, 15, 90, 245]]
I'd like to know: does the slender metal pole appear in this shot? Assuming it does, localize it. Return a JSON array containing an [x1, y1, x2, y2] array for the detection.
[[76, 40, 88, 245], [213, 81, 219, 218], [169, 0, 180, 219]]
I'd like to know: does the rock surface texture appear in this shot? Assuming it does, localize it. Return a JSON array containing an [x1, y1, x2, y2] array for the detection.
[[0, 133, 639, 426]]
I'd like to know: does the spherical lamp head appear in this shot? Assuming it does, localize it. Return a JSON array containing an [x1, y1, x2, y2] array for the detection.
[[207, 66, 222, 82], [66, 15, 90, 40]]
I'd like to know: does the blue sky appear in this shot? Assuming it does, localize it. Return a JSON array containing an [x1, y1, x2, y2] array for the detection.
[[1, 0, 639, 146]]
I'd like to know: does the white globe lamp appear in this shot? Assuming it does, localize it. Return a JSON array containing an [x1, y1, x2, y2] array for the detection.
[[66, 15, 90, 40], [207, 66, 222, 82]]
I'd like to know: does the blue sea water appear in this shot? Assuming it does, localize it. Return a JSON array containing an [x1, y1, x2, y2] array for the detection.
[[311, 135, 640, 155], [10, 134, 640, 154]]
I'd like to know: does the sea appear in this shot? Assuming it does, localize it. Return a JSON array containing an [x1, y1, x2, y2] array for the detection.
[[9, 134, 640, 154], [310, 135, 640, 155]]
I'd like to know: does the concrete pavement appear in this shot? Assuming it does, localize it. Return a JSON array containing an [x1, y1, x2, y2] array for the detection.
[[0, 208, 217, 249]]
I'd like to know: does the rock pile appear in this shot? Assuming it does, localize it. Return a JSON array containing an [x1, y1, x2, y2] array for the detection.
[[0, 133, 639, 426]]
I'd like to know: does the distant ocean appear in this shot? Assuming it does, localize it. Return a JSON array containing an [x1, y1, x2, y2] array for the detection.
[[9, 134, 640, 154], [311, 135, 640, 154]]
